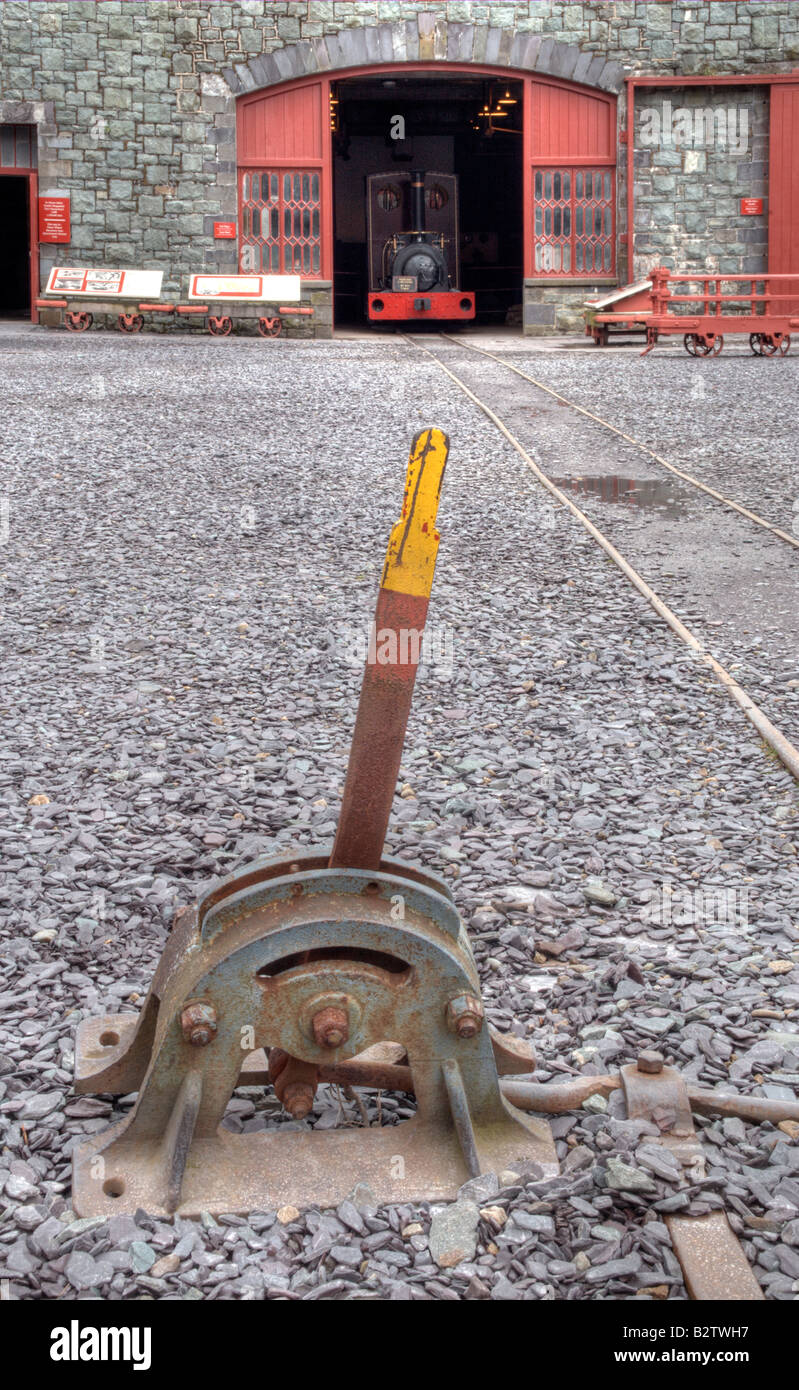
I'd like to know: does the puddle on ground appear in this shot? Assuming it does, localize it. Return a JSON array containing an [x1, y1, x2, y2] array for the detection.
[[549, 475, 688, 515]]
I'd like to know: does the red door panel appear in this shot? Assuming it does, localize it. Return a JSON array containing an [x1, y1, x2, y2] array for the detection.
[[238, 82, 325, 163], [529, 80, 615, 163], [524, 78, 616, 279], [237, 78, 331, 279], [769, 84, 799, 312]]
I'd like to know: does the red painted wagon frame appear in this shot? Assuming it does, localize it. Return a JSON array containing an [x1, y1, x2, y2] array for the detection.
[[642, 266, 799, 356], [35, 297, 314, 338], [586, 266, 799, 356]]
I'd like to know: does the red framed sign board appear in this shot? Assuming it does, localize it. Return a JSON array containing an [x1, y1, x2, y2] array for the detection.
[[214, 222, 237, 238], [740, 197, 764, 215], [38, 196, 70, 243], [187, 273, 301, 300]]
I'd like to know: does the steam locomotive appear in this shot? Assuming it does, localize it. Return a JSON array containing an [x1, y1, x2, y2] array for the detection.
[[366, 169, 475, 323]]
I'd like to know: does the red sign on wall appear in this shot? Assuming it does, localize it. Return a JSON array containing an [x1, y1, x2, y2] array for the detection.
[[213, 222, 237, 239], [38, 196, 71, 243], [740, 197, 764, 216]]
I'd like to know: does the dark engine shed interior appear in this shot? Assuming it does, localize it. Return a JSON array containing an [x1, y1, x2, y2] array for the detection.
[[332, 74, 523, 327]]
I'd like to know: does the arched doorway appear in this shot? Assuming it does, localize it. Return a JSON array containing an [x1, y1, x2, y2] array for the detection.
[[236, 64, 617, 333], [331, 71, 525, 327]]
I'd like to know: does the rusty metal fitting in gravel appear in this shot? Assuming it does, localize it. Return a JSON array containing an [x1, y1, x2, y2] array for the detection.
[[637, 1049, 664, 1075], [312, 1006, 349, 1050], [180, 1002, 218, 1046], [282, 1082, 315, 1119], [446, 994, 484, 1039]]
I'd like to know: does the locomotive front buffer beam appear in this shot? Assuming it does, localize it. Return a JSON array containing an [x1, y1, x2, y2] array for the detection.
[[72, 431, 798, 1300]]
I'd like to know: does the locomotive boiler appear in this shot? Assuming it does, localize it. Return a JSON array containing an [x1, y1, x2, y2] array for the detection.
[[366, 169, 475, 323]]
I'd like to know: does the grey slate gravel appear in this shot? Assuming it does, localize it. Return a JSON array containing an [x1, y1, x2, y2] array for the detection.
[[0, 327, 797, 1301]]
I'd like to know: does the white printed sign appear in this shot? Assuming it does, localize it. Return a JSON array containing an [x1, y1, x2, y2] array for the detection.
[[46, 267, 164, 298], [188, 274, 302, 302]]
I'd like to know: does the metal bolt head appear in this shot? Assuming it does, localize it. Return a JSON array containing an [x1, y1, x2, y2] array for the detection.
[[283, 1082, 315, 1119], [446, 994, 484, 1039], [312, 1005, 349, 1050], [181, 1001, 218, 1047], [637, 1049, 664, 1075]]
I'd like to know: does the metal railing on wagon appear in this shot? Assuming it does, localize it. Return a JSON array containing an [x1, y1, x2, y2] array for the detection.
[[586, 265, 799, 357]]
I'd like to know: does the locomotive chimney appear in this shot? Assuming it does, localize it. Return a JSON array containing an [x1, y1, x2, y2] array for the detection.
[[410, 170, 426, 238]]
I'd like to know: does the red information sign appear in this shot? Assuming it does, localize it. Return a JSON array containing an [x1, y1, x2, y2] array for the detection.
[[740, 197, 763, 216], [38, 196, 71, 244], [213, 221, 237, 239]]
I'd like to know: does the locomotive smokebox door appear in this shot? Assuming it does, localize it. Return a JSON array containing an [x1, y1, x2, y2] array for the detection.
[[367, 170, 460, 293]]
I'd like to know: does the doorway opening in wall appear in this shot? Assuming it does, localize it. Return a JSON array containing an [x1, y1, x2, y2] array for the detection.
[[331, 73, 524, 330], [0, 176, 32, 319]]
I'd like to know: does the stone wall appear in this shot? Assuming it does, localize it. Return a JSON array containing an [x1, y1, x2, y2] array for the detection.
[[633, 85, 769, 279], [524, 279, 615, 335], [0, 3, 796, 335]]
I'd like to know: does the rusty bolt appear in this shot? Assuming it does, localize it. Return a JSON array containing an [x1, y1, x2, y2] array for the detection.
[[181, 1002, 218, 1047], [637, 1049, 664, 1075], [446, 994, 484, 1039], [312, 1005, 349, 1050], [282, 1082, 315, 1119]]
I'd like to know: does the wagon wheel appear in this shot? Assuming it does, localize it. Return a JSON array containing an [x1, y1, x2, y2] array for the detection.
[[750, 332, 766, 355], [118, 313, 144, 334], [711, 335, 724, 355], [684, 333, 711, 356], [258, 315, 282, 338], [759, 334, 789, 357], [65, 311, 93, 334], [755, 333, 780, 356], [208, 315, 233, 337]]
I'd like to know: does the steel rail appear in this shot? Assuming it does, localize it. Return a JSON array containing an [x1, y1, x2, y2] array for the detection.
[[404, 335, 799, 785], [441, 334, 799, 552]]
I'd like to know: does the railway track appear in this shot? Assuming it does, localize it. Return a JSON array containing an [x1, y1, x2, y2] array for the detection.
[[404, 332, 799, 786], [441, 335, 799, 553], [385, 334, 799, 1301]]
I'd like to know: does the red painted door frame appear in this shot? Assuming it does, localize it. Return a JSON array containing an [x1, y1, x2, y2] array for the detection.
[[238, 63, 619, 297], [27, 171, 38, 318], [523, 76, 532, 277], [0, 168, 38, 320], [768, 83, 799, 278]]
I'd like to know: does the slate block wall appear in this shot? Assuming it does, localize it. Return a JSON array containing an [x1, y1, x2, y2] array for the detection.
[[0, 3, 795, 335]]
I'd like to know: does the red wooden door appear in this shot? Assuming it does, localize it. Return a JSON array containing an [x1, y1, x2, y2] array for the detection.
[[237, 78, 332, 279], [769, 84, 799, 311], [523, 78, 616, 279]]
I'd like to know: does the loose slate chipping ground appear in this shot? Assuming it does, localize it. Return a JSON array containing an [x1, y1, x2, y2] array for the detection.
[[488, 344, 799, 742], [0, 328, 797, 1302]]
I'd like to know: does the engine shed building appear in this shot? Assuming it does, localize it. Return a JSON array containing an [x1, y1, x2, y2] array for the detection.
[[1, 1, 798, 336]]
